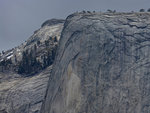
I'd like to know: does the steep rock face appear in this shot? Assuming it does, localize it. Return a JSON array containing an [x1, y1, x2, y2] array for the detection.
[[41, 12, 150, 113]]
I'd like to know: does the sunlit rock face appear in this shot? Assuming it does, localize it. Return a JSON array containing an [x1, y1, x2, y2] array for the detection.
[[0, 19, 64, 113], [0, 19, 64, 73], [41, 12, 150, 113]]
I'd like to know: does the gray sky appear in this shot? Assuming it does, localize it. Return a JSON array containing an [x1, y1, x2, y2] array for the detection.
[[0, 0, 150, 52]]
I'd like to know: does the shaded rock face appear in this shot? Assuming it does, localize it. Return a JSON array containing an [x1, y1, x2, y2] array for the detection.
[[41, 12, 150, 113]]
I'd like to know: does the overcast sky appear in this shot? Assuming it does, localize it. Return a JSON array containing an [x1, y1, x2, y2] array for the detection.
[[0, 0, 150, 52]]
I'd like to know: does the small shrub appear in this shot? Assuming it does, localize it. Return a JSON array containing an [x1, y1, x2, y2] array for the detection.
[[82, 10, 86, 13], [107, 9, 113, 13], [37, 40, 40, 45], [147, 8, 150, 12], [139, 9, 145, 12], [113, 10, 116, 13], [49, 36, 52, 40], [87, 11, 91, 13], [54, 36, 58, 42], [45, 40, 49, 47]]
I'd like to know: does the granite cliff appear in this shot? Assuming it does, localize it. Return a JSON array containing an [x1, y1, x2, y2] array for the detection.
[[41, 12, 150, 113], [1, 12, 150, 113]]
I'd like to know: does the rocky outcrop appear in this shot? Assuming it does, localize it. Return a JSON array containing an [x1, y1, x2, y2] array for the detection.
[[41, 12, 150, 113], [0, 66, 52, 113], [41, 19, 65, 27], [0, 19, 64, 113], [0, 19, 64, 74]]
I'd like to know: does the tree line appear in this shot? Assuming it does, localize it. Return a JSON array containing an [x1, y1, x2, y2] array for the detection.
[[18, 46, 57, 76]]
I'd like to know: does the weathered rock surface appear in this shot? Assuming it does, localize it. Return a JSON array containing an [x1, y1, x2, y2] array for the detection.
[[0, 19, 64, 113], [41, 19, 65, 27], [0, 66, 51, 113], [0, 19, 64, 62], [41, 12, 150, 113], [0, 19, 64, 73]]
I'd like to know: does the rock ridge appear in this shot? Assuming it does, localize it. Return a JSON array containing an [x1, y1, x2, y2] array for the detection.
[[41, 19, 65, 27], [0, 18, 64, 113]]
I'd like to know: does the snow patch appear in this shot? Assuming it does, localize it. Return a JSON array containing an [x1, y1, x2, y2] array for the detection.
[[7, 55, 13, 59], [5, 51, 13, 57]]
